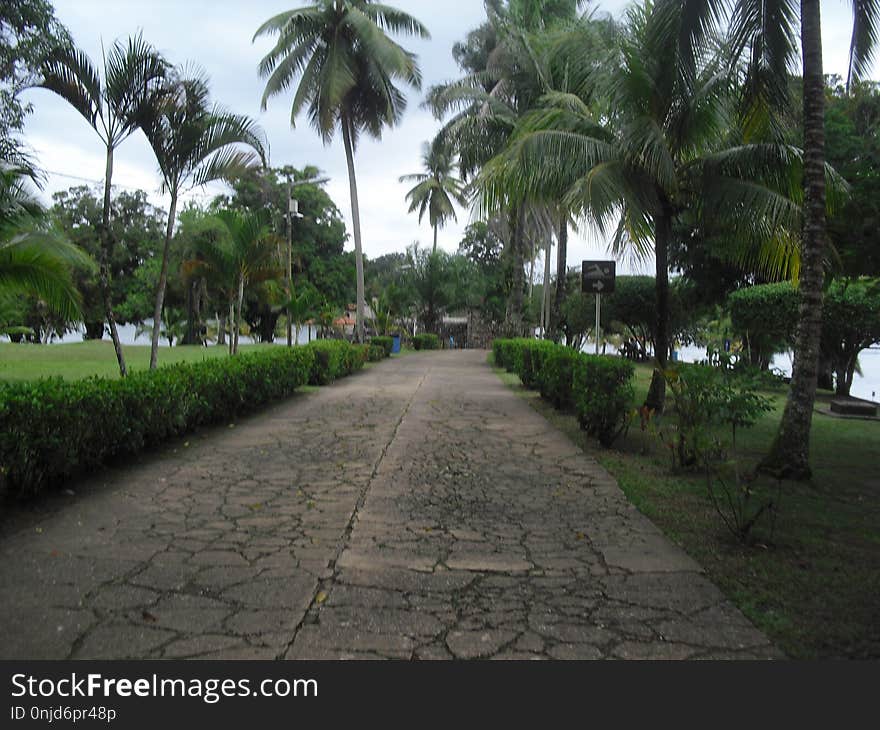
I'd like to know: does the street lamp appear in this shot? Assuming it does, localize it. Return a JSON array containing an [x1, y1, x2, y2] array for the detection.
[[285, 175, 329, 346]]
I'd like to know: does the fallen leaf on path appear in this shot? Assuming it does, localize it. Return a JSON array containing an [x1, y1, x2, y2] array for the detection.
[[141, 611, 157, 623], [315, 591, 328, 604]]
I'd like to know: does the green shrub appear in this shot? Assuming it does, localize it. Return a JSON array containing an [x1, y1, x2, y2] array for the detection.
[[572, 355, 635, 447], [370, 336, 393, 357], [493, 339, 635, 447], [413, 333, 440, 350], [306, 340, 365, 385], [366, 343, 386, 362], [0, 347, 316, 500], [539, 347, 580, 408]]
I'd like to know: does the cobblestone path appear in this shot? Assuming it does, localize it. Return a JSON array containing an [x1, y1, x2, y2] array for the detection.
[[0, 351, 779, 659]]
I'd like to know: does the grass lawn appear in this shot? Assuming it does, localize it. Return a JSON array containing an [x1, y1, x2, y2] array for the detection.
[[0, 340, 280, 381], [493, 359, 880, 659]]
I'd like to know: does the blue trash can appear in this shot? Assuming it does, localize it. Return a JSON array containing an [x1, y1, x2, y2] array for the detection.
[[391, 333, 401, 354]]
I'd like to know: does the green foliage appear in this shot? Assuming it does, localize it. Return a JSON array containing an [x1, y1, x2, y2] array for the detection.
[[539, 346, 580, 408], [413, 333, 441, 350], [306, 340, 366, 385], [366, 343, 387, 362], [370, 336, 394, 357], [572, 355, 635, 448], [728, 282, 799, 369], [493, 338, 635, 447], [0, 346, 316, 500]]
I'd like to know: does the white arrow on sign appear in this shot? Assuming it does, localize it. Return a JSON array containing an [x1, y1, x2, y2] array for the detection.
[[592, 280, 605, 291]]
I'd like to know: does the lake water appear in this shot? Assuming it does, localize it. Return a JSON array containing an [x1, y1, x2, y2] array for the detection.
[[581, 339, 880, 404]]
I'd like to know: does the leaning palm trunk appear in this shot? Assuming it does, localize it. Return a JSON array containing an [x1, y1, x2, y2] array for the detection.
[[342, 117, 366, 344], [762, 0, 827, 479], [217, 312, 226, 346], [433, 223, 438, 254], [149, 193, 178, 368], [228, 298, 235, 355], [101, 146, 128, 376]]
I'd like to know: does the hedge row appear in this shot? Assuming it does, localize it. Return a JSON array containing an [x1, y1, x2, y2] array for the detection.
[[0, 341, 373, 500], [493, 338, 634, 446], [413, 333, 440, 350], [370, 336, 394, 357], [306, 340, 368, 385]]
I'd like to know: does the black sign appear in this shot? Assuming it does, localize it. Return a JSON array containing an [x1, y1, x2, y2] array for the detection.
[[581, 260, 616, 294]]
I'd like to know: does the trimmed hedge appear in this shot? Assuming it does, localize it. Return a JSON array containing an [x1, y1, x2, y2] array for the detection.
[[366, 343, 387, 362], [307, 340, 367, 385], [413, 333, 440, 350], [492, 338, 634, 447], [370, 336, 394, 357], [0, 340, 372, 501]]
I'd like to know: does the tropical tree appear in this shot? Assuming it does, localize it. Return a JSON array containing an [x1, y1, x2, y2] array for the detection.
[[399, 139, 468, 252], [213, 209, 281, 355], [142, 67, 267, 368], [0, 167, 87, 323], [38, 34, 167, 375], [479, 2, 807, 411], [254, 0, 430, 343], [286, 284, 318, 344]]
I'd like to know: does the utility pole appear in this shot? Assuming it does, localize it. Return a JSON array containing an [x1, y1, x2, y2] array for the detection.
[[283, 174, 329, 346]]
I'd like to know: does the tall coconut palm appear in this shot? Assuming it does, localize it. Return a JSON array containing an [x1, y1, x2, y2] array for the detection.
[[38, 34, 167, 375], [142, 67, 268, 369], [479, 2, 808, 410], [254, 1, 430, 343], [399, 140, 468, 253]]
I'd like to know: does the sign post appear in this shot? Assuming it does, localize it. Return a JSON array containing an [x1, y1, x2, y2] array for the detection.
[[581, 261, 616, 355]]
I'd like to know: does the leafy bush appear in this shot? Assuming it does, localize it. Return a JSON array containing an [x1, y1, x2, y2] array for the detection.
[[370, 336, 394, 357], [306, 340, 366, 385], [0, 347, 317, 500], [572, 355, 635, 447], [539, 346, 580, 408], [366, 343, 387, 362], [492, 338, 635, 447], [413, 333, 440, 350]]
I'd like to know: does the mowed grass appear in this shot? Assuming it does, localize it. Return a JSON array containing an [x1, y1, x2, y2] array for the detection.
[[493, 360, 880, 659], [0, 341, 276, 381]]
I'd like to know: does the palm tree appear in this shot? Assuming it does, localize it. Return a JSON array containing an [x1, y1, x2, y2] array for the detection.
[[672, 0, 879, 475], [142, 67, 268, 369], [213, 209, 281, 355], [479, 2, 806, 410], [254, 0, 430, 343], [38, 34, 167, 375], [399, 140, 468, 253], [0, 168, 88, 323], [286, 285, 317, 345]]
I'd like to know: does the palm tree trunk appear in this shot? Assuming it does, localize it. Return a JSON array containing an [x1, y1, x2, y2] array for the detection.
[[645, 213, 671, 412], [341, 116, 366, 344], [149, 191, 178, 369], [233, 275, 244, 355], [433, 223, 438, 254], [228, 298, 234, 355], [100, 144, 127, 377], [762, 0, 827, 479], [541, 237, 552, 336], [552, 215, 567, 339], [505, 205, 526, 336], [218, 311, 226, 346]]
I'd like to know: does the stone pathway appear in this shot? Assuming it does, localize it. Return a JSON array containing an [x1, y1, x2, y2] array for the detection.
[[0, 351, 779, 659]]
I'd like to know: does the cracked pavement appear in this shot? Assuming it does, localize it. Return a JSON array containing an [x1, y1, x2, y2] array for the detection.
[[0, 351, 779, 660]]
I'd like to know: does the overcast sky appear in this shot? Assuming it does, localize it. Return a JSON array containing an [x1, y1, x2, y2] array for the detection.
[[21, 0, 878, 276]]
